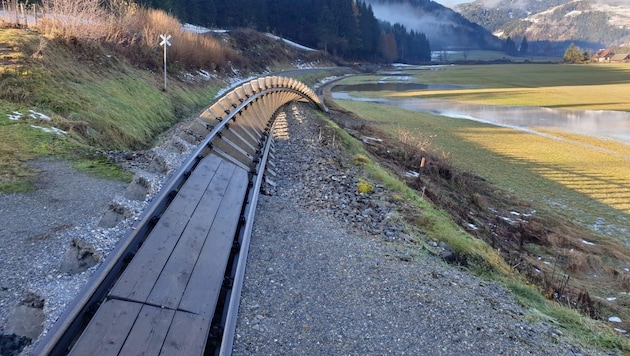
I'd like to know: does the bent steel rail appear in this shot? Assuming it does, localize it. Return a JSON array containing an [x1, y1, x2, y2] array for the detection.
[[34, 76, 326, 355]]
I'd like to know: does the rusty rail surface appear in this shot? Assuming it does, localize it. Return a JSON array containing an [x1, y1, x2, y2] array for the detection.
[[34, 76, 326, 355]]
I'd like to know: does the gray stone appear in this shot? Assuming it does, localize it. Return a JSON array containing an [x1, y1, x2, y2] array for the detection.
[[124, 175, 151, 201], [59, 239, 101, 274], [4, 293, 45, 340], [146, 153, 169, 174], [98, 202, 133, 228]]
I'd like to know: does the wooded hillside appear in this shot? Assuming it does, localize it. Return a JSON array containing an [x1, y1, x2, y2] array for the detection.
[[135, 0, 431, 63]]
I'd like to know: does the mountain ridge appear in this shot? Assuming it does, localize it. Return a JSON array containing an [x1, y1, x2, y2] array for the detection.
[[456, 0, 630, 52]]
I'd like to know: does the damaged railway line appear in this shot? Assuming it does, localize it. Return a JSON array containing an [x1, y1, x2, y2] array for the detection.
[[32, 76, 327, 355]]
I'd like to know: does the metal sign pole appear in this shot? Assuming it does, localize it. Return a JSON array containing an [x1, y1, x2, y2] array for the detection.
[[159, 34, 172, 91]]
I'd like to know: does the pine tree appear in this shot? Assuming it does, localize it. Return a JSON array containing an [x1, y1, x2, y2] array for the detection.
[[503, 37, 517, 56], [519, 36, 528, 56]]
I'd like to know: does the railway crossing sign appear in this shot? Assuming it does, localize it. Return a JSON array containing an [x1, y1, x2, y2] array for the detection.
[[160, 34, 171, 47], [160, 34, 171, 91]]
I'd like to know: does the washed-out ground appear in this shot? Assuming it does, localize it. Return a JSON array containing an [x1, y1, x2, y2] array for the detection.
[[0, 102, 611, 355]]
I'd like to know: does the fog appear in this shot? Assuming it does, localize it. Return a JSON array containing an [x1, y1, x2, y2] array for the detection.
[[367, 1, 456, 40]]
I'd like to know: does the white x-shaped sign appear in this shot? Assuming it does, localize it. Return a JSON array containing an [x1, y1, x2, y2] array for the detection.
[[160, 34, 172, 47]]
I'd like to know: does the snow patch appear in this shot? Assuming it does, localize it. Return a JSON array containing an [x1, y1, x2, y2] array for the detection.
[[564, 10, 582, 17], [30, 125, 67, 135], [181, 23, 212, 34], [8, 110, 52, 121], [265, 33, 317, 52], [29, 110, 51, 121], [466, 223, 479, 231], [8, 111, 22, 121]]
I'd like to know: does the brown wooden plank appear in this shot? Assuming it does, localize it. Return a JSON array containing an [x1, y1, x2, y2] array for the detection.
[[108, 155, 224, 302], [159, 312, 210, 355], [145, 161, 237, 309], [178, 166, 249, 317], [118, 305, 176, 356], [69, 299, 142, 356], [211, 138, 253, 169]]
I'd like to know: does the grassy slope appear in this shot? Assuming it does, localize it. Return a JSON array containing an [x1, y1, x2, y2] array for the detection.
[[323, 103, 630, 352], [0, 28, 221, 191]]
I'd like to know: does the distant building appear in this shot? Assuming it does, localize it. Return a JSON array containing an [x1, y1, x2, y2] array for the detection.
[[610, 53, 630, 63], [593, 49, 615, 63]]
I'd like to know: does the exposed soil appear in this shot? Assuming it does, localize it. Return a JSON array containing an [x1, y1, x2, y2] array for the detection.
[[321, 86, 630, 337]]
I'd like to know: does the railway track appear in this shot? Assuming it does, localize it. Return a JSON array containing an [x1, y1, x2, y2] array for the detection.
[[33, 76, 327, 355]]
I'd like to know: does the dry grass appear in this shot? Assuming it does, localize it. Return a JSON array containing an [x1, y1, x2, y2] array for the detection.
[[396, 127, 432, 168], [389, 64, 630, 111], [39, 0, 110, 39], [115, 8, 244, 70], [34, 0, 244, 71]]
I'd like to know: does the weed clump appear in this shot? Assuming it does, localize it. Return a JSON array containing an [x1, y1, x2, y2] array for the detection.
[[354, 154, 370, 165], [357, 180, 374, 194]]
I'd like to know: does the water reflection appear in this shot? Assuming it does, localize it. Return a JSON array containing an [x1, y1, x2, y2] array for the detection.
[[331, 86, 630, 145], [331, 82, 461, 92]]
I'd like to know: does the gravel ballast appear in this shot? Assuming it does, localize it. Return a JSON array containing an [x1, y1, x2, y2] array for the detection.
[[0, 99, 610, 355]]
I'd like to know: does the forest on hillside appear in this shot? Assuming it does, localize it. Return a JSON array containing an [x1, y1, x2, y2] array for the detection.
[[365, 0, 504, 51], [134, 0, 431, 63]]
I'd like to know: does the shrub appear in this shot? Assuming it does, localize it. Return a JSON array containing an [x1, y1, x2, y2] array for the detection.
[[354, 154, 370, 165], [357, 180, 374, 194]]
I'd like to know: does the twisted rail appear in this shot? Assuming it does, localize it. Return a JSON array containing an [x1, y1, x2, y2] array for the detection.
[[34, 76, 326, 355]]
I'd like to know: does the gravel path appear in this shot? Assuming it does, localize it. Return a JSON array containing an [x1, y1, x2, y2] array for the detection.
[[0, 160, 127, 331], [232, 104, 597, 355], [0, 100, 610, 355]]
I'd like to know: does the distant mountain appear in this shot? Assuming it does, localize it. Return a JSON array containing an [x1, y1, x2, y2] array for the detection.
[[456, 0, 630, 53], [363, 0, 504, 50]]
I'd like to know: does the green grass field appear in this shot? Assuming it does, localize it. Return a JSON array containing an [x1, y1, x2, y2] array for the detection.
[[393, 64, 630, 111], [432, 50, 561, 63]]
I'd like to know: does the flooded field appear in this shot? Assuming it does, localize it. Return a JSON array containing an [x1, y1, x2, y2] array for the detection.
[[331, 73, 630, 242], [332, 83, 630, 145]]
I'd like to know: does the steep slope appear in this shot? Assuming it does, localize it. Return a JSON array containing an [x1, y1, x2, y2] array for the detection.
[[363, 0, 503, 50], [456, 0, 571, 33], [457, 0, 630, 49]]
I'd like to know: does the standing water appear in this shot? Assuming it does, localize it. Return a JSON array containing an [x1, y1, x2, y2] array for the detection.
[[331, 84, 630, 145]]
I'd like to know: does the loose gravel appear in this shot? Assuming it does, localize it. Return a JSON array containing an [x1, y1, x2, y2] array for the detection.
[[232, 103, 602, 355], [0, 98, 612, 355], [0, 160, 128, 331]]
